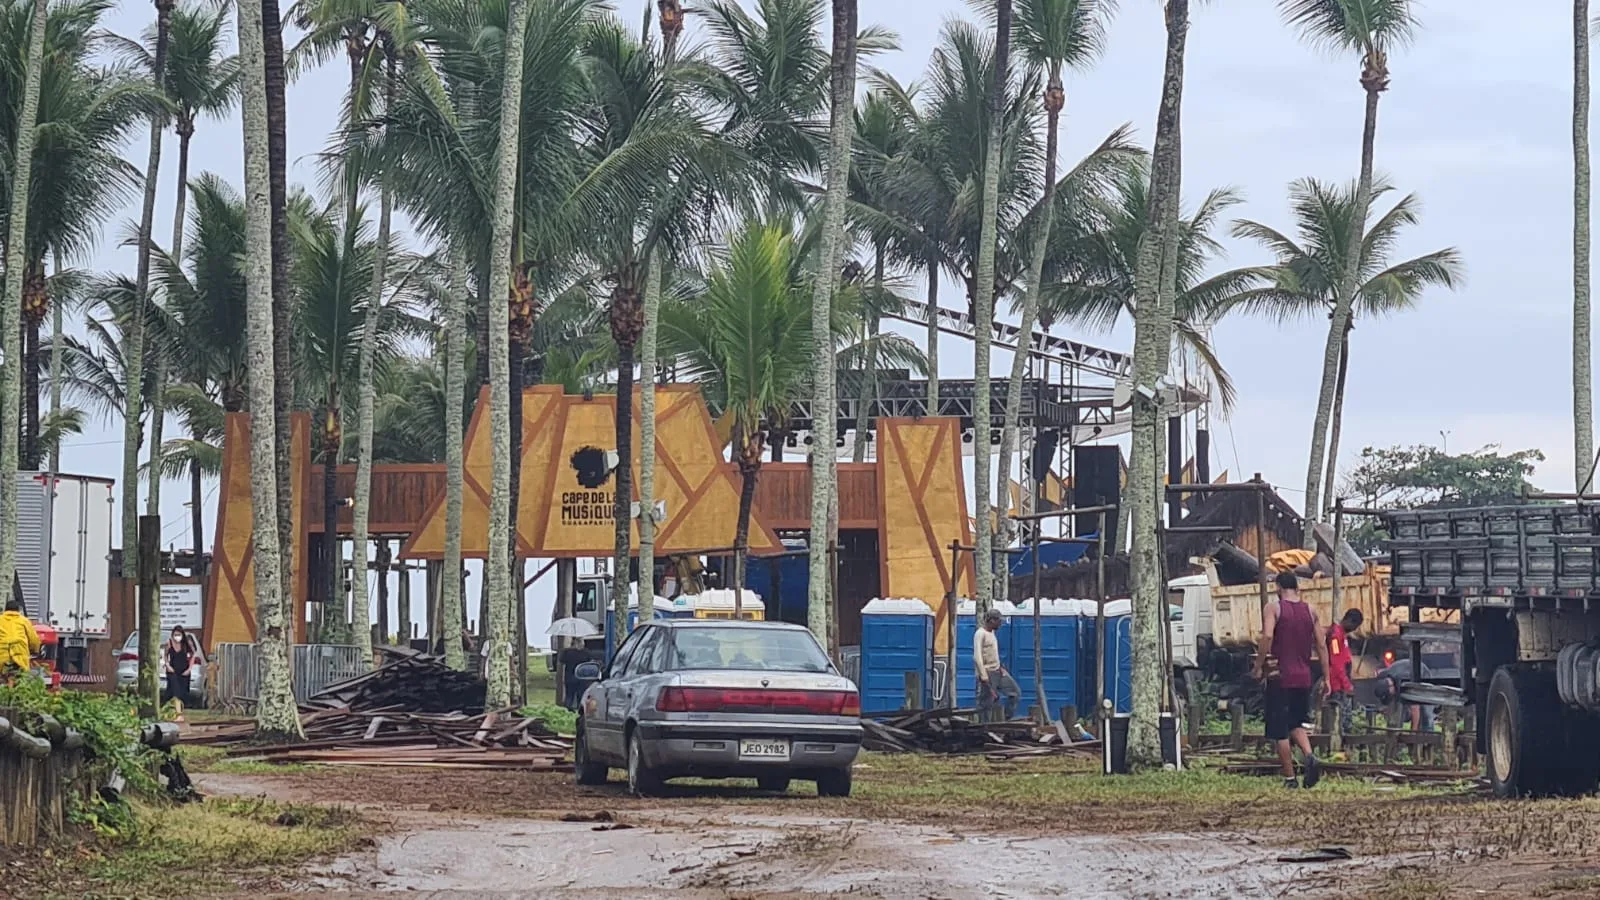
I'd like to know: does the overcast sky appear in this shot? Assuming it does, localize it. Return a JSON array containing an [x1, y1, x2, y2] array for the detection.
[[60, 0, 1578, 639]]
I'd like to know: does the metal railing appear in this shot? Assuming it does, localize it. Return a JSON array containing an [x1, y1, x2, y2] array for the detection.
[[210, 643, 369, 710]]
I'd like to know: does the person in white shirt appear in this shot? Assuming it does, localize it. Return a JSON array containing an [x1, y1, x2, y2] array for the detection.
[[974, 608, 1020, 722]]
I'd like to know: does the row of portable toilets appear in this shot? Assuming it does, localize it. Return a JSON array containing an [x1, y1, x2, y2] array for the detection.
[[858, 597, 1136, 718]]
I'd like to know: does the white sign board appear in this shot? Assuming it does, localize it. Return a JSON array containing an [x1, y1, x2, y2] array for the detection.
[[160, 584, 204, 633]]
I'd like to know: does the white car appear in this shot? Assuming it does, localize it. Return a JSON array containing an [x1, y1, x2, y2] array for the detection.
[[115, 631, 207, 706]]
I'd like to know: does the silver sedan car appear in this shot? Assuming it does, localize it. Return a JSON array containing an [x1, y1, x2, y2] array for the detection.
[[573, 620, 862, 797]]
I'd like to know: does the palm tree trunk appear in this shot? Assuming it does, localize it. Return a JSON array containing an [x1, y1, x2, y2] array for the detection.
[[145, 124, 192, 523], [48, 250, 63, 474], [483, 0, 528, 709], [1578, 0, 1594, 490], [733, 434, 761, 601], [24, 304, 40, 470], [1321, 327, 1351, 514], [262, 0, 296, 642], [971, 0, 1013, 614], [611, 312, 636, 635], [0, 0, 49, 627], [126, 0, 173, 717], [349, 183, 390, 666], [239, 0, 302, 739], [441, 246, 468, 671], [190, 457, 204, 576], [852, 246, 884, 463], [1127, 0, 1189, 769], [1304, 64, 1385, 543], [808, 0, 859, 644], [997, 61, 1064, 604], [925, 260, 939, 411], [638, 258, 662, 621]]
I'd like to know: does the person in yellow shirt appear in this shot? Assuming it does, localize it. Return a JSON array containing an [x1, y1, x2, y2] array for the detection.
[[0, 596, 42, 676]]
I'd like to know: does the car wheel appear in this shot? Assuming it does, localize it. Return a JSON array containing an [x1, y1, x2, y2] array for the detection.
[[816, 768, 852, 798], [757, 775, 791, 794], [574, 725, 609, 786], [627, 729, 663, 796]]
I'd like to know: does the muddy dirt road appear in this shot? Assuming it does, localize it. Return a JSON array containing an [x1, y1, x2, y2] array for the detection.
[[197, 773, 1394, 899]]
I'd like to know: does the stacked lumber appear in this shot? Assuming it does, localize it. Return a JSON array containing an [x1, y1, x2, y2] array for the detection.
[[305, 652, 488, 714], [861, 708, 1099, 759], [186, 653, 573, 771]]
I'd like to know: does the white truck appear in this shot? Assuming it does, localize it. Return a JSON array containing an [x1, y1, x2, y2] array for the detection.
[[13, 472, 115, 644]]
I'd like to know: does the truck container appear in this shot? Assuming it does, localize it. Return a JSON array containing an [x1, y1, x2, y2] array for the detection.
[[1382, 502, 1600, 797], [12, 472, 115, 641]]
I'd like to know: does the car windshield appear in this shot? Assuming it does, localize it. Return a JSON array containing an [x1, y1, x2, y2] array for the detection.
[[668, 627, 831, 673]]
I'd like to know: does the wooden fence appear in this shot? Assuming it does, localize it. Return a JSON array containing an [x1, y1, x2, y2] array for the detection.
[[0, 709, 89, 847], [1188, 701, 1477, 771]]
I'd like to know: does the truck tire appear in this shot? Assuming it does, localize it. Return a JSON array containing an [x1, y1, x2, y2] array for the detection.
[[1557, 711, 1600, 797], [1487, 667, 1562, 798]]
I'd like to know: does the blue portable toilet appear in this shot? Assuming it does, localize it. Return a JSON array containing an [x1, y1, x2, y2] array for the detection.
[[1010, 598, 1086, 721], [859, 598, 935, 714], [1096, 599, 1134, 715], [953, 599, 1019, 709]]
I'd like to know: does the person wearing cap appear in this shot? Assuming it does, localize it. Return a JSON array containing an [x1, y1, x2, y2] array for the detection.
[[974, 608, 1020, 722]]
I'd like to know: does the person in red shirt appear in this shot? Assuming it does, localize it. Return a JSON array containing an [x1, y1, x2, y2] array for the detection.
[[1327, 609, 1364, 730]]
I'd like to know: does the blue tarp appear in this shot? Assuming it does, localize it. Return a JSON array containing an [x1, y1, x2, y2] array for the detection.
[[1008, 531, 1097, 579]]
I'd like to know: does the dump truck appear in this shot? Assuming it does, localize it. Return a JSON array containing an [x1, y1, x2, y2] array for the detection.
[[1382, 502, 1600, 797]]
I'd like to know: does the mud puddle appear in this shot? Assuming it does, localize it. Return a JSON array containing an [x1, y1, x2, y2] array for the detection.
[[295, 811, 1391, 898]]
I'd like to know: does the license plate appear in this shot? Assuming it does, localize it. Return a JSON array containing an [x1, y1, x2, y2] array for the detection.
[[738, 739, 790, 760]]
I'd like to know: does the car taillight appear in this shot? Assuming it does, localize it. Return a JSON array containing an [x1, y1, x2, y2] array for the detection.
[[658, 687, 860, 715], [118, 652, 138, 662]]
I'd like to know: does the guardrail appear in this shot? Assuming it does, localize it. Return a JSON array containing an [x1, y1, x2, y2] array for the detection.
[[210, 643, 369, 711]]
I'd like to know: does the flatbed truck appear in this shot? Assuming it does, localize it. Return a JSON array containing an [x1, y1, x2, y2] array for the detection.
[[1384, 501, 1600, 797]]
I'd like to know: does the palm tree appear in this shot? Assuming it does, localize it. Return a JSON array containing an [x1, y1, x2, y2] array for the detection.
[[3, 0, 150, 472], [483, 0, 531, 709], [236, 0, 300, 740], [111, 1, 240, 526], [993, 0, 1113, 554], [1, 0, 51, 607], [1277, 0, 1419, 539], [263, 0, 297, 642], [803, 0, 859, 647], [1230, 179, 1464, 501], [1125, 0, 1192, 769], [1579, 0, 1592, 489], [660, 222, 814, 595]]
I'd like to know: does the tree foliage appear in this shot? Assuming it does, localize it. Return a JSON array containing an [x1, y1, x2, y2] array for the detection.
[[1341, 442, 1545, 553]]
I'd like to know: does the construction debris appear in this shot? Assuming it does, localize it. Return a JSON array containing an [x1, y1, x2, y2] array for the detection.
[[186, 652, 572, 771], [861, 708, 1099, 759]]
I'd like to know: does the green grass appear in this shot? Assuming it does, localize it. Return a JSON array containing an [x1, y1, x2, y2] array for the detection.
[[50, 798, 369, 900]]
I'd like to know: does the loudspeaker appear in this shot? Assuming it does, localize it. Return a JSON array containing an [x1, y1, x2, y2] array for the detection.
[[1073, 445, 1121, 546], [1028, 430, 1060, 486]]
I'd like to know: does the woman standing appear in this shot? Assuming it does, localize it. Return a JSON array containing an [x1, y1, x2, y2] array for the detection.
[[163, 626, 195, 717]]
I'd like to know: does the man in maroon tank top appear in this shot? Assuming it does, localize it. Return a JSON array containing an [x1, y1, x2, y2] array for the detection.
[[1253, 571, 1330, 788]]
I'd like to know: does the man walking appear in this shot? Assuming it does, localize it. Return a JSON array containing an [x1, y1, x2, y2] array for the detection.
[[1254, 571, 1329, 788], [974, 608, 1020, 722]]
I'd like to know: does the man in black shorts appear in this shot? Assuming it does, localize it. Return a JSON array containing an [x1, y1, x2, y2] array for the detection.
[[1254, 571, 1330, 788]]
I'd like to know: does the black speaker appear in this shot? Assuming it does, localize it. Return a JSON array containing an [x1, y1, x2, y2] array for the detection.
[[1073, 445, 1121, 546], [1029, 429, 1060, 486]]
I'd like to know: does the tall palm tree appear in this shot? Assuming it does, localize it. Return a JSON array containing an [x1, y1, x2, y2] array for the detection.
[[262, 0, 297, 643], [2, 0, 149, 472], [805, 0, 858, 647], [483, 0, 530, 709], [1, 0, 51, 606], [1277, 0, 1419, 539], [1579, 0, 1593, 489], [111, 1, 240, 526], [236, 0, 301, 740], [993, 0, 1113, 557], [1231, 179, 1464, 499], [970, 0, 1014, 614], [661, 222, 814, 594], [1125, 0, 1192, 769]]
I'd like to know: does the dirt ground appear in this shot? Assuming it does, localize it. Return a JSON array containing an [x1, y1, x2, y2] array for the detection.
[[177, 759, 1600, 900]]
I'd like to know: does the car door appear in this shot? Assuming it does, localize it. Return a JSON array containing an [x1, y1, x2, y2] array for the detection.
[[605, 627, 662, 755], [590, 628, 645, 761]]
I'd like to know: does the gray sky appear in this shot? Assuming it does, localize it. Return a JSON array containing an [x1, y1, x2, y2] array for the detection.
[[62, 0, 1576, 636]]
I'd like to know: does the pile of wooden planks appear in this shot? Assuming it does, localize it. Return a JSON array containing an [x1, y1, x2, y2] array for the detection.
[[304, 651, 488, 715], [861, 708, 1099, 760], [184, 652, 574, 771]]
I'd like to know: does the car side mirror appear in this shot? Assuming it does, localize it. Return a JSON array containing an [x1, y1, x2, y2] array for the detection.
[[574, 661, 603, 682]]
